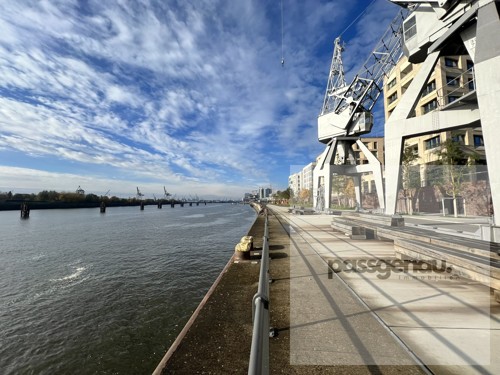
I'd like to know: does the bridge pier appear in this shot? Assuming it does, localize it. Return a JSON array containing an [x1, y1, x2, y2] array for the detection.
[[20, 203, 30, 219]]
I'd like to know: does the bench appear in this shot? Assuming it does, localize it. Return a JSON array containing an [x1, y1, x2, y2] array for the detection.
[[330, 212, 404, 241], [342, 211, 405, 227], [330, 213, 500, 301], [330, 217, 369, 239], [394, 238, 500, 292], [294, 208, 315, 215], [335, 215, 500, 259]]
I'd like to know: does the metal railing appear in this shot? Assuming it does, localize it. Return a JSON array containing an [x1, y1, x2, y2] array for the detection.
[[436, 67, 475, 109], [248, 212, 270, 375]]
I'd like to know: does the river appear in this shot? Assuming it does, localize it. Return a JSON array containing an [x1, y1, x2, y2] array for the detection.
[[0, 203, 256, 374]]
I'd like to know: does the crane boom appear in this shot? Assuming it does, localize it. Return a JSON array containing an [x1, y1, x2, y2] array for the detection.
[[318, 8, 409, 143], [321, 36, 347, 115]]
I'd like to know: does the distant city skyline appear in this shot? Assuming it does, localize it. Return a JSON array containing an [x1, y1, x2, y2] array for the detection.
[[0, 0, 397, 198]]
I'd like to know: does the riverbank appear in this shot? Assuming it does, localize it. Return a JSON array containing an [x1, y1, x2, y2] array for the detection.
[[153, 211, 266, 374], [0, 200, 241, 211]]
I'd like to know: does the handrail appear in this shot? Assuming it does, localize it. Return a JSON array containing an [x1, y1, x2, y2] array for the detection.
[[248, 212, 270, 375], [436, 67, 475, 108]]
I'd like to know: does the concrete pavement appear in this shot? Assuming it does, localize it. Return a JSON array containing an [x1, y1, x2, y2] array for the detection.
[[269, 205, 499, 375]]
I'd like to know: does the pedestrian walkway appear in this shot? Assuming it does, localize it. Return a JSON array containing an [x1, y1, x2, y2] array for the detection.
[[269, 205, 499, 375]]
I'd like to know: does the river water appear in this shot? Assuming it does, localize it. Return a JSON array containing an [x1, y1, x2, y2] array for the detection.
[[0, 203, 256, 374]]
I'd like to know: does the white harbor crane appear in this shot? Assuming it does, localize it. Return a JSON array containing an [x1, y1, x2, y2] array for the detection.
[[313, 7, 409, 211]]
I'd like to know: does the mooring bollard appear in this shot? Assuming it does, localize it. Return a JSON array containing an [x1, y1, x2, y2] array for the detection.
[[234, 236, 253, 261]]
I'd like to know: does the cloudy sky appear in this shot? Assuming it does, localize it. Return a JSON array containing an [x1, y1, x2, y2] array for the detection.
[[0, 0, 399, 199]]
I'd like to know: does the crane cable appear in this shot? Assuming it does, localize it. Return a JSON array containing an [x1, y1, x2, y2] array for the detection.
[[339, 0, 378, 37], [281, 0, 284, 67]]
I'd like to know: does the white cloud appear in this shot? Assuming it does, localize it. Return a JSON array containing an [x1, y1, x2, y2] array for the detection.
[[0, 0, 401, 196], [0, 166, 250, 199]]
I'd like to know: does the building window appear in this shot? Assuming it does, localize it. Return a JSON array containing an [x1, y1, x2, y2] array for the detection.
[[446, 75, 459, 86], [445, 58, 458, 68], [425, 136, 441, 150], [424, 80, 436, 96], [467, 60, 474, 70], [468, 78, 475, 91], [452, 133, 465, 144], [404, 16, 417, 41], [387, 78, 397, 90], [474, 135, 484, 147], [448, 95, 460, 103], [422, 99, 438, 114], [388, 92, 398, 104]]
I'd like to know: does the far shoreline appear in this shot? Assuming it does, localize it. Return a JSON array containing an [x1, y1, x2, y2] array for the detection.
[[0, 200, 245, 211]]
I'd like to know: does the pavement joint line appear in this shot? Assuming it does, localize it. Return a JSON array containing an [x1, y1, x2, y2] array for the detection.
[[275, 211, 433, 373], [292, 213, 496, 330], [287, 213, 499, 323], [279, 217, 389, 368], [272, 207, 500, 371]]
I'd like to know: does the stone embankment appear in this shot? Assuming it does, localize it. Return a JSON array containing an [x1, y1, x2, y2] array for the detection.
[[153, 208, 266, 374]]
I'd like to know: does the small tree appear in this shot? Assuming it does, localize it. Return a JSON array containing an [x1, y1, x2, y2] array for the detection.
[[343, 177, 356, 208], [299, 188, 311, 205], [401, 142, 420, 214], [331, 174, 346, 207], [434, 139, 478, 217]]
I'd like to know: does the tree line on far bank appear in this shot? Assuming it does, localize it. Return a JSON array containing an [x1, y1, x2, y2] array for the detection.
[[0, 190, 140, 204]]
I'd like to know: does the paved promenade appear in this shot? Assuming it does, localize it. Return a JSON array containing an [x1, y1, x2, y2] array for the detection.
[[269, 205, 499, 375], [155, 205, 498, 374]]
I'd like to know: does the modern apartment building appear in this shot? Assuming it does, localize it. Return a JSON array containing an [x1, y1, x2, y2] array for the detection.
[[383, 53, 485, 187], [288, 172, 301, 198], [288, 162, 316, 201]]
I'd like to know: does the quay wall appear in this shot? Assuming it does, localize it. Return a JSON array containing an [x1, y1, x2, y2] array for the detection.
[[153, 206, 265, 374]]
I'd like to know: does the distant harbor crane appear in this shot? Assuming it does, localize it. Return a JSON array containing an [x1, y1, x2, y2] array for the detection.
[[164, 186, 171, 199], [136, 187, 144, 200]]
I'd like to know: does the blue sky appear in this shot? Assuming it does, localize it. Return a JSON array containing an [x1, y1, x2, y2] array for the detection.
[[0, 0, 399, 199]]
